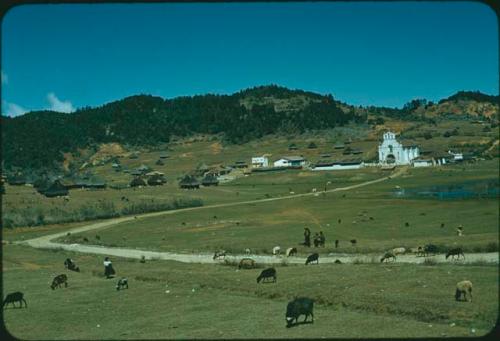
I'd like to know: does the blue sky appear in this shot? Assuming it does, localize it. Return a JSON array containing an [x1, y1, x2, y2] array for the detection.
[[1, 2, 498, 116]]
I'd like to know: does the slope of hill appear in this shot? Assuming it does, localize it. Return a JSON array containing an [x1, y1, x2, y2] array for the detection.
[[1, 86, 497, 172], [1, 86, 358, 170]]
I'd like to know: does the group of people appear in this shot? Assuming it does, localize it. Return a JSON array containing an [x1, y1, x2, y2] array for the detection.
[[302, 228, 325, 247]]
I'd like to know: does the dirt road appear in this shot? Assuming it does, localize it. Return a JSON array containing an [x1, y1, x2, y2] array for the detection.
[[15, 167, 498, 265]]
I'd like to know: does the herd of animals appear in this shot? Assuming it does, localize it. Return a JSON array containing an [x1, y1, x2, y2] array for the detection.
[[3, 243, 473, 329]]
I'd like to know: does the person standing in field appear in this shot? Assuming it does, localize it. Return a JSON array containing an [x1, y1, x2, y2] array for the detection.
[[319, 231, 326, 247], [304, 227, 311, 247], [103, 257, 115, 279]]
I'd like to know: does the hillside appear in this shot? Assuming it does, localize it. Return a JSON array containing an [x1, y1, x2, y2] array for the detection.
[[1, 86, 497, 172]]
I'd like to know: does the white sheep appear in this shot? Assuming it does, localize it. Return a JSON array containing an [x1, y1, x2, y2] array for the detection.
[[392, 247, 406, 256], [455, 280, 473, 302], [272, 246, 281, 256], [312, 188, 317, 193], [245, 248, 251, 255]]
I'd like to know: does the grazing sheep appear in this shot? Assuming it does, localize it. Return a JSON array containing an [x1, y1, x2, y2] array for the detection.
[[312, 188, 317, 193], [245, 248, 251, 255], [64, 258, 80, 272], [392, 247, 406, 256], [238, 258, 256, 269], [286, 297, 314, 328], [257, 268, 277, 283], [3, 292, 27, 308], [380, 251, 396, 263], [455, 280, 473, 302], [116, 278, 129, 291], [446, 248, 465, 260], [272, 246, 281, 256], [50, 274, 68, 290], [350, 239, 357, 246], [305, 253, 319, 265], [413, 246, 425, 257], [286, 247, 297, 257], [213, 250, 226, 260]]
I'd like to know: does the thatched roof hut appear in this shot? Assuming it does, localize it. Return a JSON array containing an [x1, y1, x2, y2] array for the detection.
[[137, 164, 151, 173], [130, 177, 147, 187], [8, 174, 26, 186], [201, 174, 219, 187], [179, 175, 200, 189], [146, 172, 166, 186], [43, 179, 69, 198]]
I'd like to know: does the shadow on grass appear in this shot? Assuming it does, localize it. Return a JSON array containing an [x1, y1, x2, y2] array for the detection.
[[286, 320, 314, 328]]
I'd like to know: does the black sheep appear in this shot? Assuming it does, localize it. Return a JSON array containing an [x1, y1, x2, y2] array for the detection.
[[3, 292, 27, 308], [116, 278, 129, 291], [286, 297, 314, 327], [50, 274, 68, 290], [446, 247, 465, 260], [305, 253, 319, 265], [256, 268, 277, 283]]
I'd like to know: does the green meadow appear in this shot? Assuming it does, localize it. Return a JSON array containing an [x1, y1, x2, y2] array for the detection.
[[2, 244, 497, 339], [2, 128, 498, 339]]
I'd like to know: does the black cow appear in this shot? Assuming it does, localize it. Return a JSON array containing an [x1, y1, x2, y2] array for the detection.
[[305, 253, 319, 265], [257, 268, 277, 283], [3, 292, 27, 308], [350, 239, 357, 246], [286, 297, 314, 327], [51, 274, 68, 290]]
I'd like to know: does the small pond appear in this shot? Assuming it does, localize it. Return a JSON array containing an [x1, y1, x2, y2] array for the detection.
[[393, 179, 499, 200]]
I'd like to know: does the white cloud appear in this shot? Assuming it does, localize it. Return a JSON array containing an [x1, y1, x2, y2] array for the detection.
[[2, 101, 28, 117], [1, 71, 7, 85], [47, 92, 75, 113]]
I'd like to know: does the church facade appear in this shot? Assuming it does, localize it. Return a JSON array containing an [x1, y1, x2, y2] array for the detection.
[[378, 131, 419, 165]]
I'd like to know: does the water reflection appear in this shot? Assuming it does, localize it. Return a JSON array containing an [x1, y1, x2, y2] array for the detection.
[[393, 180, 499, 200]]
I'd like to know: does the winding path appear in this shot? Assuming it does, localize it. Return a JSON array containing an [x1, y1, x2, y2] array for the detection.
[[15, 167, 499, 265]]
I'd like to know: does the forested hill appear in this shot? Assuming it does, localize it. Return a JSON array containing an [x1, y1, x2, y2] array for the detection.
[[2, 85, 361, 170]]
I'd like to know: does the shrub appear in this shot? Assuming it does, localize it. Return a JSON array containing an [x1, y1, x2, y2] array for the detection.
[[485, 242, 498, 252]]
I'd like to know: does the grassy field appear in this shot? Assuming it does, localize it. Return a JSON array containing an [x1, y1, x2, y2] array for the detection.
[[3, 244, 497, 339], [2, 125, 498, 339], [2, 120, 497, 228], [55, 160, 498, 255]]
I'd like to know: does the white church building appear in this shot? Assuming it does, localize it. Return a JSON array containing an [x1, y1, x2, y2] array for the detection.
[[378, 131, 419, 165]]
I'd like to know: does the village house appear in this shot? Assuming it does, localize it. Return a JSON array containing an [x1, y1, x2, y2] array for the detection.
[[378, 131, 419, 165], [251, 156, 269, 168], [273, 156, 306, 168], [448, 150, 464, 161]]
